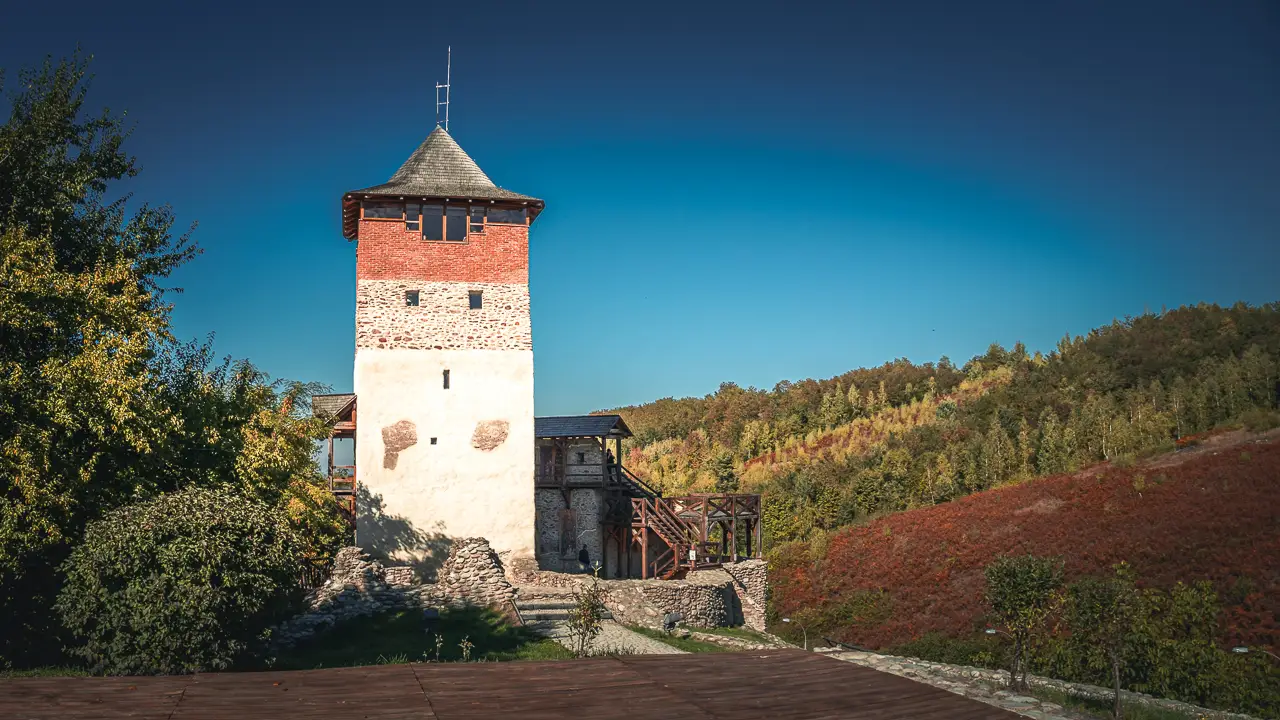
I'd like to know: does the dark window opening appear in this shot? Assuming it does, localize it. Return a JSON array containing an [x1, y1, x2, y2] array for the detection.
[[487, 207, 527, 225], [445, 206, 467, 241], [405, 203, 421, 232], [430, 437, 437, 445], [422, 204, 444, 241], [443, 369, 450, 389], [362, 201, 403, 219], [576, 452, 585, 464], [469, 206, 486, 233], [405, 290, 419, 306], [468, 291, 482, 310]]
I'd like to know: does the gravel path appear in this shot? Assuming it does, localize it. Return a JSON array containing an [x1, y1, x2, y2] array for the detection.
[[514, 587, 685, 655], [542, 619, 688, 655]]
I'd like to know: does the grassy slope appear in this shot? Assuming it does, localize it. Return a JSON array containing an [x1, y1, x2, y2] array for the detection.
[[266, 606, 571, 670], [770, 429, 1280, 652]]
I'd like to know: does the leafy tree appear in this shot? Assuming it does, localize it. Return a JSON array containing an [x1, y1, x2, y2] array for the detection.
[[984, 554, 1065, 690], [1063, 563, 1141, 719], [711, 449, 739, 493], [0, 55, 343, 666], [979, 416, 1016, 488], [55, 488, 303, 674]]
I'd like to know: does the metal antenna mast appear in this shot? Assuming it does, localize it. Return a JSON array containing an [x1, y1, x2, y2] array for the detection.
[[435, 46, 451, 130]]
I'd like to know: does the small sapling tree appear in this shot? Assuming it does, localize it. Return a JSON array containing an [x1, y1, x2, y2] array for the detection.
[[566, 569, 608, 657], [984, 553, 1065, 690], [1064, 562, 1141, 719]]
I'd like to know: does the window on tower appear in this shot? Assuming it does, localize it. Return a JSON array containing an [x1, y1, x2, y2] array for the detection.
[[362, 201, 403, 220], [405, 203, 421, 232], [445, 206, 467, 241], [405, 290, 419, 306], [469, 206, 486, 233], [469, 291, 483, 310], [487, 207, 527, 225], [422, 204, 444, 241], [443, 369, 450, 389]]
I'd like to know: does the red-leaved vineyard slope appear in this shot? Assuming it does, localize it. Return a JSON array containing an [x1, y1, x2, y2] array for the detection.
[[770, 429, 1280, 653]]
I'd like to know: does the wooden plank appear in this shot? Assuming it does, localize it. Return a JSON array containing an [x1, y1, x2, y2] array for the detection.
[[172, 665, 433, 720], [0, 652, 1026, 719], [0, 674, 191, 720]]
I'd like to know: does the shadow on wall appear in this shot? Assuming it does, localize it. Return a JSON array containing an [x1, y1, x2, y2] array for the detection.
[[357, 485, 453, 581]]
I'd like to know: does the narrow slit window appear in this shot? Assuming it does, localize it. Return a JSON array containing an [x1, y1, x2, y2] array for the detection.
[[404, 290, 419, 306], [442, 369, 450, 389], [405, 203, 421, 232], [468, 291, 483, 310]]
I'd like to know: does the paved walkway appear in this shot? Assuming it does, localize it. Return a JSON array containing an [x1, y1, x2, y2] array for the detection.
[[514, 586, 686, 655], [819, 648, 1260, 720]]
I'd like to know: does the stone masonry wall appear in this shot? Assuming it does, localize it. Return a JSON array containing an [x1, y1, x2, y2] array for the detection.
[[270, 540, 515, 649], [533, 487, 604, 573], [722, 559, 768, 631], [434, 537, 518, 607], [355, 219, 528, 284], [356, 280, 530, 351], [597, 569, 740, 630]]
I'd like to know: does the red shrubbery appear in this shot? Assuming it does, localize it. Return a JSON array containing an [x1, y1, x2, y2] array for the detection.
[[771, 435, 1280, 654]]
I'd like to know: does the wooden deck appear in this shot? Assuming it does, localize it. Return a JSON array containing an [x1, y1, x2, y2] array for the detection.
[[0, 649, 1023, 719]]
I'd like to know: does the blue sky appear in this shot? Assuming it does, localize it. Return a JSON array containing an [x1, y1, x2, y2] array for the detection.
[[3, 1, 1277, 415]]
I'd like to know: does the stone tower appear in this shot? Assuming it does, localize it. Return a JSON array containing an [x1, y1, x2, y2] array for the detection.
[[340, 127, 543, 574]]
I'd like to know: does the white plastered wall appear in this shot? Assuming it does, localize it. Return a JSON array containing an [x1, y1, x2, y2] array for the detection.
[[353, 346, 534, 574]]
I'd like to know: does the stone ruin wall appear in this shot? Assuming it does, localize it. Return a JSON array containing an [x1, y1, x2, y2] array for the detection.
[[271, 538, 516, 649], [518, 558, 769, 632]]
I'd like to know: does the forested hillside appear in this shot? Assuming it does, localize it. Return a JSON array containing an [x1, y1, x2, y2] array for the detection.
[[603, 303, 1280, 546]]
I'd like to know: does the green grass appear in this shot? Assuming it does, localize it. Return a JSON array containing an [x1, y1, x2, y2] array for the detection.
[[696, 626, 778, 644], [1024, 684, 1208, 720], [264, 606, 572, 670], [0, 666, 91, 678], [626, 625, 727, 653]]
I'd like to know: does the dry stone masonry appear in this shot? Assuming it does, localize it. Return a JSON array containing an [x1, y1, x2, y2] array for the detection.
[[270, 540, 516, 649], [356, 279, 531, 351], [434, 537, 518, 607]]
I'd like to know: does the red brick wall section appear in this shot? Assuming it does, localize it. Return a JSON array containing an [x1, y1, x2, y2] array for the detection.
[[356, 220, 528, 284]]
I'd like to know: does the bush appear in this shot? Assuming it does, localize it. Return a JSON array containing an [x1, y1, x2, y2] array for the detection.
[[56, 488, 303, 674], [1240, 408, 1280, 433], [984, 554, 1065, 689]]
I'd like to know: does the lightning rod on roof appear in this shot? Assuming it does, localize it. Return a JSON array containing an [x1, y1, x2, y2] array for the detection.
[[435, 46, 451, 131]]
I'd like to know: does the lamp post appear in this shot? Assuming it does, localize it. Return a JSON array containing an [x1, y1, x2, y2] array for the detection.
[[782, 617, 808, 651], [1233, 646, 1280, 662]]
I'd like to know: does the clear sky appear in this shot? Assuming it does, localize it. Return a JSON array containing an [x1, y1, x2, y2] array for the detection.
[[3, 1, 1277, 415]]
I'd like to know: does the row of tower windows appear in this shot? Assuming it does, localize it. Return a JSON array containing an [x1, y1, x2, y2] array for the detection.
[[362, 201, 527, 242], [403, 290, 482, 309]]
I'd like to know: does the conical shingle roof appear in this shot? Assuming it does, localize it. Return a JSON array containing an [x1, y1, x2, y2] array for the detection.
[[341, 126, 542, 239]]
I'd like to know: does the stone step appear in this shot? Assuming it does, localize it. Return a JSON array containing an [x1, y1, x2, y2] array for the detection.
[[516, 601, 577, 611]]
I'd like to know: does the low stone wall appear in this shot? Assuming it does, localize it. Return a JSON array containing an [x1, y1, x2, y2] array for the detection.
[[515, 560, 770, 632], [721, 559, 767, 632], [436, 537, 518, 607], [270, 540, 516, 649]]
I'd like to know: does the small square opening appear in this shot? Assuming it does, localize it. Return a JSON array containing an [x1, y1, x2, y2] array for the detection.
[[576, 452, 586, 464], [405, 290, 419, 307], [468, 291, 483, 310], [430, 437, 438, 445]]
